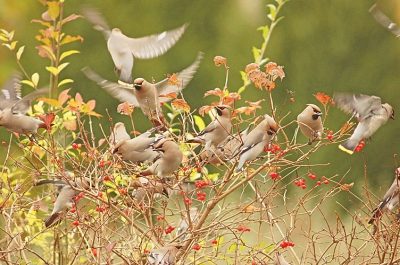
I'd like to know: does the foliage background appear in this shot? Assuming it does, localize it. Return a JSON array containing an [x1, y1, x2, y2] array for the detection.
[[0, 0, 400, 263]]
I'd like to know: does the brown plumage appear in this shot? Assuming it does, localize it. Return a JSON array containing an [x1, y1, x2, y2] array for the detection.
[[297, 104, 323, 145]]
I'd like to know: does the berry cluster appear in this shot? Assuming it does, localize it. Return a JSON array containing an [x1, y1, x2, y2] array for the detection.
[[269, 172, 281, 180], [196, 191, 206, 201], [165, 225, 175, 234], [156, 215, 165, 221], [280, 240, 294, 249], [195, 180, 210, 189], [193, 244, 201, 251], [237, 226, 251, 232], [294, 174, 329, 189], [327, 130, 333, 141]]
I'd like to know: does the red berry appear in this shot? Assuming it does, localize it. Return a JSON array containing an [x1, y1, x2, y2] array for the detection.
[[359, 141, 365, 147], [197, 167, 202, 173], [301, 185, 306, 190], [99, 161, 105, 168], [57, 158, 61, 163], [316, 181, 321, 186], [269, 172, 278, 179], [323, 180, 329, 185], [179, 190, 184, 195], [72, 143, 78, 149], [70, 209, 76, 213], [98, 192, 103, 197], [212, 239, 218, 245], [327, 134, 333, 140], [71, 203, 76, 207], [125, 209, 130, 215], [1, 141, 6, 146], [160, 102, 165, 107], [73, 221, 79, 226], [195, 161, 199, 166], [144, 249, 150, 253], [91, 248, 97, 257], [183, 167, 188, 172], [193, 244, 201, 251], [330, 100, 335, 106], [52, 199, 56, 204], [104, 175, 110, 181], [290, 97, 294, 102], [294, 180, 299, 186]]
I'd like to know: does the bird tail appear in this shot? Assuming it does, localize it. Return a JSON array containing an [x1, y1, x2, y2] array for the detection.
[[36, 179, 66, 186], [338, 140, 358, 155], [185, 138, 202, 144], [45, 212, 61, 228]]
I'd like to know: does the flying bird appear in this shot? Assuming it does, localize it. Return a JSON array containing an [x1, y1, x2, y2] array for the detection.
[[82, 52, 203, 128], [0, 73, 48, 134], [297, 104, 323, 145], [369, 167, 400, 225], [233, 114, 278, 173], [140, 138, 183, 178], [148, 243, 182, 265], [334, 93, 394, 154], [369, 4, 400, 38], [177, 207, 200, 242], [35, 176, 92, 227], [82, 5, 188, 83], [186, 105, 232, 150]]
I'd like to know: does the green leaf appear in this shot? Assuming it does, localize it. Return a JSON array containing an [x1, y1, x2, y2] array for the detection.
[[267, 4, 277, 20], [21, 80, 34, 88], [31, 73, 39, 87], [58, 79, 74, 87], [16, 45, 24, 60], [60, 50, 80, 61], [252, 46, 260, 61], [193, 115, 206, 132]]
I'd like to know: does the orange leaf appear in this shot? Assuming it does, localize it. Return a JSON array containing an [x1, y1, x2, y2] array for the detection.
[[265, 62, 285, 81], [204, 88, 224, 99], [246, 99, 265, 108], [159, 92, 177, 99], [339, 183, 354, 191], [98, 138, 106, 147], [87, 110, 103, 118], [167, 73, 180, 87], [199, 105, 214, 116], [62, 14, 83, 24], [172, 99, 190, 112], [314, 92, 331, 106], [86, 100, 96, 111], [38, 97, 61, 107], [236, 106, 256, 115], [75, 93, 83, 106], [222, 93, 241, 105], [340, 121, 355, 135], [58, 88, 71, 105], [117, 102, 134, 116], [245, 63, 260, 73], [214, 56, 227, 67], [265, 80, 275, 91]]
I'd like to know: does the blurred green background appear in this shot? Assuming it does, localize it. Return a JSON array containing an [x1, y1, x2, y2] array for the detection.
[[0, 0, 399, 213]]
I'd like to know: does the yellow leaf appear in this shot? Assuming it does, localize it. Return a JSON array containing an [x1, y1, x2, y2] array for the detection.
[[0, 35, 8, 42], [60, 35, 84, 45], [59, 50, 80, 61], [193, 115, 206, 131], [38, 97, 61, 107], [31, 73, 39, 87], [16, 46, 24, 60], [46, 66, 58, 76], [10, 41, 17, 50], [21, 80, 34, 88], [58, 79, 73, 87], [57, 62, 69, 74], [47, 2, 60, 19], [2, 43, 12, 50]]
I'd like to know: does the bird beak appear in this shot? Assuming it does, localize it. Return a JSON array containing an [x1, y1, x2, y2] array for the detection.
[[162, 188, 169, 198], [134, 84, 142, 90]]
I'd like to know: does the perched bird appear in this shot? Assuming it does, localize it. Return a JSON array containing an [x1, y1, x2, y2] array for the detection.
[[148, 243, 182, 265], [177, 207, 200, 242], [370, 4, 400, 38], [233, 114, 278, 173], [297, 104, 323, 145], [82, 5, 187, 83], [112, 128, 158, 164], [109, 122, 130, 145], [82, 52, 203, 128], [273, 252, 290, 265], [186, 105, 232, 150], [369, 167, 400, 225], [131, 177, 169, 205], [200, 123, 253, 165], [334, 93, 394, 154], [140, 138, 183, 178], [0, 73, 48, 134], [35, 176, 92, 227]]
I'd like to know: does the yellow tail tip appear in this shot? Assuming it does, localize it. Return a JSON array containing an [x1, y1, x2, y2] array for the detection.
[[338, 144, 354, 155]]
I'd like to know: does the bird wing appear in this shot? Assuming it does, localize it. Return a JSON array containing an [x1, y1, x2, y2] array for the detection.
[[334, 93, 382, 121], [127, 24, 188, 59], [0, 72, 22, 110], [81, 5, 111, 39], [82, 67, 140, 106], [155, 51, 203, 101], [11, 87, 48, 114], [370, 4, 400, 37]]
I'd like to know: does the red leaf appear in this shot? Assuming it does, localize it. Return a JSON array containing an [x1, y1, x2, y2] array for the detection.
[[38, 113, 55, 131]]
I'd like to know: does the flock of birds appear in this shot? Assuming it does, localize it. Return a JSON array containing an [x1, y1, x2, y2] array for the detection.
[[0, 3, 399, 265]]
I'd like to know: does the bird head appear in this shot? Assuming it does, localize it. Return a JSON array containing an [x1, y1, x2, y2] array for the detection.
[[264, 114, 278, 135], [307, 104, 323, 120], [133, 78, 144, 91], [214, 105, 231, 116], [152, 138, 173, 152]]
